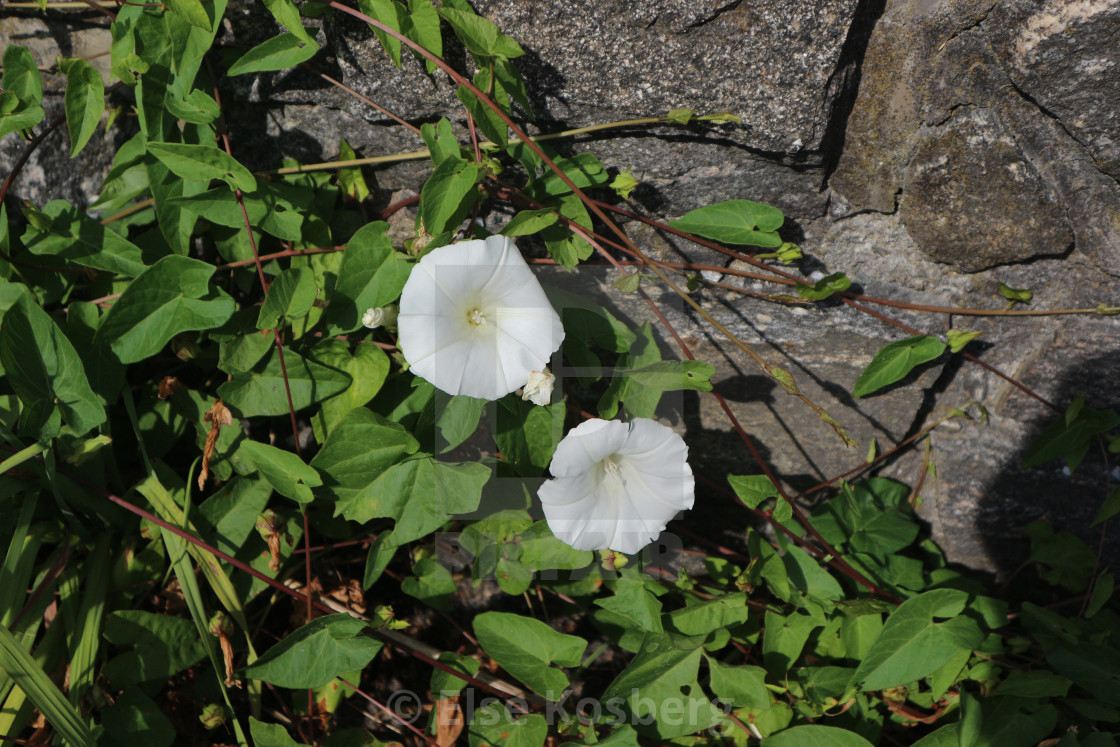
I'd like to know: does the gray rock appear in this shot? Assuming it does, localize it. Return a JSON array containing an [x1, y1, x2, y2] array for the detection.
[[987, 0, 1120, 181], [830, 0, 1120, 275], [899, 106, 1073, 271], [829, 0, 997, 214]]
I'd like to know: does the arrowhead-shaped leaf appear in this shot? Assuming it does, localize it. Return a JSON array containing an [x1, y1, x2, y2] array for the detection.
[[243, 614, 382, 689], [473, 612, 586, 698], [853, 336, 946, 398], [96, 256, 235, 363], [0, 294, 105, 440], [668, 199, 784, 248]]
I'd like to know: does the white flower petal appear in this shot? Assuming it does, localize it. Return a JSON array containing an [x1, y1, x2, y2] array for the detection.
[[538, 418, 695, 554], [398, 235, 564, 400], [547, 419, 629, 477]]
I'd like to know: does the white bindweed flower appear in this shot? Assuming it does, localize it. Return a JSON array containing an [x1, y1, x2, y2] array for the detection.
[[397, 235, 565, 400], [520, 368, 555, 406], [538, 418, 695, 554], [362, 305, 398, 329]]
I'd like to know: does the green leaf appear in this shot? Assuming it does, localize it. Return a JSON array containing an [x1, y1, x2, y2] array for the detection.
[[610, 169, 639, 200], [402, 555, 456, 610], [706, 656, 770, 710], [325, 221, 411, 334], [1094, 486, 1120, 525], [494, 399, 564, 471], [261, 0, 316, 44], [468, 704, 547, 747], [101, 688, 176, 747], [228, 33, 319, 75], [147, 141, 257, 193], [64, 58, 105, 157], [337, 138, 370, 202], [534, 152, 609, 197], [595, 573, 663, 634], [241, 441, 321, 505], [992, 670, 1072, 698], [851, 589, 984, 691], [0, 94, 45, 140], [795, 272, 852, 301], [164, 0, 212, 30], [406, 0, 441, 74], [3, 46, 43, 103], [762, 606, 826, 675], [666, 107, 694, 124], [473, 611, 586, 698], [420, 117, 461, 166], [96, 256, 235, 363], [340, 457, 489, 546], [501, 208, 559, 237], [761, 725, 874, 747], [997, 282, 1032, 304], [616, 360, 715, 392], [243, 614, 382, 689], [430, 652, 480, 697], [249, 717, 308, 747], [457, 70, 509, 145], [217, 346, 352, 416], [669, 593, 749, 637], [308, 340, 391, 440], [438, 6, 524, 59], [853, 335, 946, 398], [0, 623, 95, 747], [728, 474, 780, 508], [102, 611, 208, 686], [515, 521, 593, 571], [600, 635, 723, 738], [1021, 400, 1119, 472], [258, 268, 317, 329], [418, 391, 486, 454], [311, 407, 420, 505], [22, 199, 147, 277], [417, 157, 482, 236], [1048, 642, 1120, 706], [668, 199, 784, 247], [611, 273, 643, 294], [946, 329, 980, 353], [0, 294, 105, 440], [357, 0, 406, 67]]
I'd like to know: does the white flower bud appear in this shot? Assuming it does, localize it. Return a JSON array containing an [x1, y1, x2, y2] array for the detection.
[[521, 368, 555, 406], [362, 305, 398, 330]]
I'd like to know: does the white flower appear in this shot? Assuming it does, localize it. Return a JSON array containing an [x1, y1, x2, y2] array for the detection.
[[397, 235, 565, 400], [538, 418, 695, 554], [362, 305, 398, 329], [520, 368, 555, 406], [700, 270, 723, 283]]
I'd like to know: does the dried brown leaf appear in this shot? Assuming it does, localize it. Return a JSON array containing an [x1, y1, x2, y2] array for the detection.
[[435, 696, 464, 747], [199, 399, 233, 491], [158, 375, 186, 399]]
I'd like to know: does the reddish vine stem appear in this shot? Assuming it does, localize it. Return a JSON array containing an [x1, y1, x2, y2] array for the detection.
[[210, 71, 317, 735], [338, 678, 440, 746], [306, 66, 424, 135]]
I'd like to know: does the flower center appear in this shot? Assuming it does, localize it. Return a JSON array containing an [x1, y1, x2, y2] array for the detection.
[[466, 307, 488, 326], [599, 454, 625, 483]]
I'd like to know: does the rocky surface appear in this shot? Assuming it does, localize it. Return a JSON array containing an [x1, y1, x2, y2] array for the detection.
[[3, 0, 1119, 575]]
